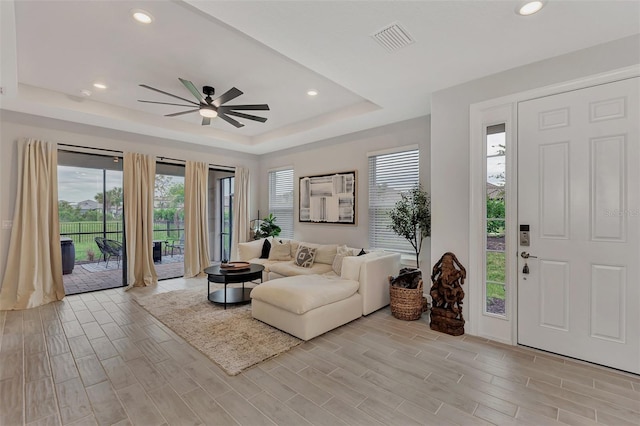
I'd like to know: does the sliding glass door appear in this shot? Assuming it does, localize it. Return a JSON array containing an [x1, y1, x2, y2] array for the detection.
[[58, 151, 125, 295], [208, 170, 235, 263], [220, 176, 234, 262], [155, 163, 185, 280]]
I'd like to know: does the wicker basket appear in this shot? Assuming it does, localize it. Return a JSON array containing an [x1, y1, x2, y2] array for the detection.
[[389, 279, 424, 321]]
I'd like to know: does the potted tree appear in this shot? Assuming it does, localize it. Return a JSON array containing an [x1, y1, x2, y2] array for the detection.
[[254, 213, 282, 239], [387, 184, 431, 320], [388, 184, 431, 269]]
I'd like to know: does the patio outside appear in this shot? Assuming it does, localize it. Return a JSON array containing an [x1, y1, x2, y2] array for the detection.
[[63, 252, 185, 295], [58, 160, 187, 295]]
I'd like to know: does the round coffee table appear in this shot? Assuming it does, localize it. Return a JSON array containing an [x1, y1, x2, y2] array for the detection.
[[204, 264, 264, 309]]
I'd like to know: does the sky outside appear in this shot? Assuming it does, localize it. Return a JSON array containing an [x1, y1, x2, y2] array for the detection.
[[57, 166, 122, 203], [58, 166, 183, 203], [487, 132, 506, 186]]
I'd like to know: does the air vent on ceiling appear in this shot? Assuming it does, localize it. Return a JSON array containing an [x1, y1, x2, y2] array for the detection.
[[371, 22, 415, 52]]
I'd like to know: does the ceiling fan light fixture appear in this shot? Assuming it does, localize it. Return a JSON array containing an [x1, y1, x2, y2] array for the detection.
[[132, 9, 154, 24], [517, 1, 544, 16], [199, 107, 218, 118]]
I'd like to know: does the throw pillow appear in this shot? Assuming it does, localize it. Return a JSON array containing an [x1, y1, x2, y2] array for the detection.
[[268, 240, 292, 261], [295, 245, 317, 268], [237, 238, 264, 261], [332, 244, 352, 275], [260, 239, 271, 259], [314, 244, 338, 265]]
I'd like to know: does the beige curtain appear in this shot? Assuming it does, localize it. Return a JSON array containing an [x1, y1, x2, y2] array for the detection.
[[0, 139, 64, 310], [230, 167, 250, 261], [123, 152, 157, 287], [183, 161, 210, 277]]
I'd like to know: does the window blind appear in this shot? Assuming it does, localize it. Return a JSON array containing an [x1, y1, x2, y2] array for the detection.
[[368, 149, 419, 252], [268, 168, 294, 239]]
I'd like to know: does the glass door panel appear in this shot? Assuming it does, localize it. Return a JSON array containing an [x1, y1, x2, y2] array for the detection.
[[485, 126, 507, 316], [58, 151, 124, 295], [155, 163, 185, 280]]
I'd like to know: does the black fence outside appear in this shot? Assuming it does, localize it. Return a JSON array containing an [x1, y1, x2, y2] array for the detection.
[[59, 221, 184, 262]]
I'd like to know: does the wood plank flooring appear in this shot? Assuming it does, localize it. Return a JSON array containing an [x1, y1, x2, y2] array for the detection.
[[1, 277, 638, 425]]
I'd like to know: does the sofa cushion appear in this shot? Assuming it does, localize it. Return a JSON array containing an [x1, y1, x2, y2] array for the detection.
[[238, 238, 268, 261], [247, 258, 278, 272], [289, 240, 300, 258], [269, 260, 333, 277], [317, 244, 337, 264], [250, 275, 359, 314], [341, 252, 380, 281], [298, 243, 337, 265], [295, 245, 317, 268], [268, 240, 292, 261]]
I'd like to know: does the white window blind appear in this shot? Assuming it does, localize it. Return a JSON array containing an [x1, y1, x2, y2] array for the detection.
[[368, 149, 419, 252], [268, 168, 294, 239]]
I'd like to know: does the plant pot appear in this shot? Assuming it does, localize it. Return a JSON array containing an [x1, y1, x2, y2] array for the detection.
[[389, 279, 423, 321]]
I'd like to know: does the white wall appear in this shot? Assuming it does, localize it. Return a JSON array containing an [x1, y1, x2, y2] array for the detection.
[[258, 116, 431, 267], [431, 35, 640, 324], [0, 111, 260, 283]]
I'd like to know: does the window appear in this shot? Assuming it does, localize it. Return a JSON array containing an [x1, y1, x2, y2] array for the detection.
[[368, 148, 419, 252], [485, 124, 506, 316], [268, 168, 294, 239]]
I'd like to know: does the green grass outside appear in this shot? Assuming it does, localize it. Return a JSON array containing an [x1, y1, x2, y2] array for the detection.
[[486, 251, 506, 300], [487, 282, 505, 300], [60, 220, 183, 262]]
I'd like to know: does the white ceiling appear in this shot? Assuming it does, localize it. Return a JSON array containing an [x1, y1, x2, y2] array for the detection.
[[1, 1, 639, 154]]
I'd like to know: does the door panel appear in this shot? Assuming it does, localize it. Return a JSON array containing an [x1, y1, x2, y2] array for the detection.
[[539, 142, 569, 238], [518, 77, 639, 373]]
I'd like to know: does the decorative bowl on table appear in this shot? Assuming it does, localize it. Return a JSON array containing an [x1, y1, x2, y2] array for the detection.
[[220, 261, 251, 271]]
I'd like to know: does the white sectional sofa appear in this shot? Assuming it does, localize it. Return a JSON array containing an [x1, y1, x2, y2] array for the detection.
[[237, 238, 401, 340]]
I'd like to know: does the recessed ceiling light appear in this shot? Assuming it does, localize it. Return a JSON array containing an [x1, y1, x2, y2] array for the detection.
[[80, 89, 92, 97], [517, 1, 544, 16], [307, 90, 318, 96], [93, 82, 107, 90], [132, 9, 153, 24]]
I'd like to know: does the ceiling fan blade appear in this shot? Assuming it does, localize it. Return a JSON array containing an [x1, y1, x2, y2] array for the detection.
[[202, 117, 211, 126], [217, 112, 244, 128], [138, 100, 197, 108], [139, 84, 198, 105], [165, 109, 200, 117], [219, 104, 270, 111], [178, 78, 206, 104], [223, 110, 267, 123], [212, 87, 243, 107]]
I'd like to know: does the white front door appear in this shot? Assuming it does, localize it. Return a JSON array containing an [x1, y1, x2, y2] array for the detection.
[[517, 77, 640, 374]]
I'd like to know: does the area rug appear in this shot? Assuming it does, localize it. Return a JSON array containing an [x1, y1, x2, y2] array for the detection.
[[134, 288, 302, 375]]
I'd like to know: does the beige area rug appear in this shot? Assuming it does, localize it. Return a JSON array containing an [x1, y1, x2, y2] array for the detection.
[[134, 288, 302, 375]]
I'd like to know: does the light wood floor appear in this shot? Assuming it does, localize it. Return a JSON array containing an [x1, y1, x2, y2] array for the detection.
[[1, 278, 638, 426]]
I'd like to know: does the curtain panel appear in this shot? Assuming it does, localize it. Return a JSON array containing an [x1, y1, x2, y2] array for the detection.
[[123, 152, 157, 287], [230, 167, 250, 261], [0, 139, 64, 310], [184, 161, 210, 277]]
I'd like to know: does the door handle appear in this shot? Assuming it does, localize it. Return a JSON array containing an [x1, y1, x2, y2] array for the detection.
[[520, 252, 537, 259]]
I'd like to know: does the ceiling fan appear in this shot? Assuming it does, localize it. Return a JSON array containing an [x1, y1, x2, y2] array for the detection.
[[138, 78, 269, 128]]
